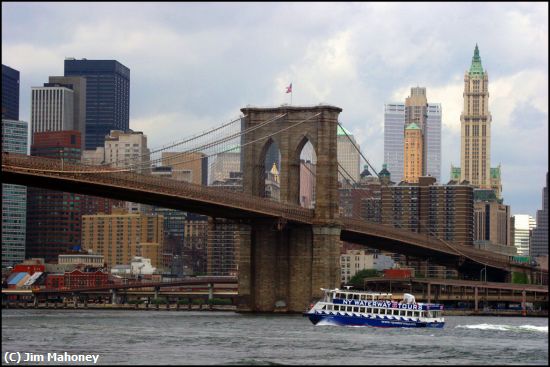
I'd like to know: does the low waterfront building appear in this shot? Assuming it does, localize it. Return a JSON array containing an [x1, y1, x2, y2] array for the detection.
[[64, 269, 109, 288], [340, 249, 394, 284], [130, 257, 156, 276], [58, 253, 105, 268]]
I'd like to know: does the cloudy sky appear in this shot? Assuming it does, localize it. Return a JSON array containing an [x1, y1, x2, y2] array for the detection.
[[2, 2, 548, 217]]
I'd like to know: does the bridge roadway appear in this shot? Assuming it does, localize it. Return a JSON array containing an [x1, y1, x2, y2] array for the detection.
[[0, 153, 535, 273]]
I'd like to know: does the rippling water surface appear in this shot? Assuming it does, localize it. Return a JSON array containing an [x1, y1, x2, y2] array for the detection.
[[2, 310, 547, 365]]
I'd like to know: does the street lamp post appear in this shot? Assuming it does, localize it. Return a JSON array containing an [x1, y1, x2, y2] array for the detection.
[[480, 266, 487, 283]]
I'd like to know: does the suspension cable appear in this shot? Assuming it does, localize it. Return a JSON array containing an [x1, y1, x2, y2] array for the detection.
[[119, 113, 287, 172], [16, 113, 321, 174], [337, 121, 381, 181], [96, 114, 247, 167]]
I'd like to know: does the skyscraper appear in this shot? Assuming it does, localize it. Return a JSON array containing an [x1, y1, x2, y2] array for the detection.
[[64, 58, 130, 150], [460, 44, 492, 190], [384, 89, 441, 183], [2, 64, 19, 120], [531, 173, 548, 257], [426, 103, 442, 182], [384, 103, 405, 182], [31, 84, 75, 141], [2, 119, 28, 267], [48, 76, 87, 147], [337, 125, 360, 184], [26, 130, 82, 263], [403, 122, 423, 183], [511, 214, 536, 257]]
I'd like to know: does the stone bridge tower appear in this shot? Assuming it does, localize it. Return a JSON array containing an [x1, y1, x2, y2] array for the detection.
[[238, 105, 343, 312]]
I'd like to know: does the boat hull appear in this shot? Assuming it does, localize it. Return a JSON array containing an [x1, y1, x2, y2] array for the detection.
[[304, 312, 444, 328]]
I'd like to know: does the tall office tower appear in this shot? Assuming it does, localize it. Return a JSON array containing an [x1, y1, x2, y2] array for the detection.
[[2, 119, 28, 267], [31, 84, 75, 141], [104, 130, 150, 173], [81, 208, 164, 268], [460, 45, 492, 190], [473, 189, 514, 256], [384, 103, 405, 182], [26, 131, 82, 263], [426, 103, 442, 182], [161, 151, 208, 185], [209, 147, 241, 184], [208, 176, 244, 276], [511, 214, 536, 257], [47, 76, 87, 147], [403, 122, 423, 183], [384, 95, 441, 183], [337, 125, 360, 184], [64, 58, 130, 150], [183, 213, 209, 275], [103, 130, 150, 213], [2, 65, 19, 120], [530, 173, 548, 257], [405, 87, 428, 130]]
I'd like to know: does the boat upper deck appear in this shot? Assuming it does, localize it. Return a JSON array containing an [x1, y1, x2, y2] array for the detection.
[[320, 288, 443, 311]]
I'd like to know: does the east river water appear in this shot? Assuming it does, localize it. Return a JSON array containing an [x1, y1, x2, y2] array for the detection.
[[1, 310, 548, 365]]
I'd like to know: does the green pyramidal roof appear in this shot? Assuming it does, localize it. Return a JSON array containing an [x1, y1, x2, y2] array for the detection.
[[469, 44, 484, 76], [337, 125, 352, 136], [405, 122, 421, 130]]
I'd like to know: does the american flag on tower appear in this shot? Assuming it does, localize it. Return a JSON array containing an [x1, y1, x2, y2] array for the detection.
[[286, 83, 292, 93]]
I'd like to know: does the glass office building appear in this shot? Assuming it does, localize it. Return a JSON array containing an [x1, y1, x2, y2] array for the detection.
[[426, 103, 442, 182], [384, 102, 441, 183], [2, 119, 28, 267], [2, 64, 20, 121], [64, 59, 130, 150], [384, 103, 406, 183]]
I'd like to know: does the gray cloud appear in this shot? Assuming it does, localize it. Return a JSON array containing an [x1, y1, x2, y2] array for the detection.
[[2, 2, 548, 216]]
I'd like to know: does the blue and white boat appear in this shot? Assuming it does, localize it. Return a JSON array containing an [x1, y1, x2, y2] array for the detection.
[[304, 287, 444, 328]]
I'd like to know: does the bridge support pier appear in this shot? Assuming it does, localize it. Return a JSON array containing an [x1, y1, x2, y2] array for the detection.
[[238, 221, 341, 313]]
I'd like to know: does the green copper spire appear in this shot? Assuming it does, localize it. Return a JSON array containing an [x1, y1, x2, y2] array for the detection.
[[469, 43, 484, 76]]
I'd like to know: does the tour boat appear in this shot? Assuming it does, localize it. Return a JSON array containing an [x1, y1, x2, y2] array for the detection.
[[303, 287, 444, 328]]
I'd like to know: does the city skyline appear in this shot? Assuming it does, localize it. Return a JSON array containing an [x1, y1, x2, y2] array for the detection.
[[2, 2, 547, 217]]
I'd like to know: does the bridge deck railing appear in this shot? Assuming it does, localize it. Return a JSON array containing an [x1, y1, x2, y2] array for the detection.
[[3, 153, 314, 223], [343, 217, 512, 269]]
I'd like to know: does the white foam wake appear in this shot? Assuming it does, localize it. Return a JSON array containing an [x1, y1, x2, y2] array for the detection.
[[456, 323, 548, 333]]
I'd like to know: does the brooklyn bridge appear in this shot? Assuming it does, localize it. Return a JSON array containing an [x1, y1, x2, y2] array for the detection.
[[1, 105, 541, 312]]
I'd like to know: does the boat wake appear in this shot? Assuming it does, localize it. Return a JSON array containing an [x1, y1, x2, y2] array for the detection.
[[315, 319, 340, 326], [456, 324, 547, 333]]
